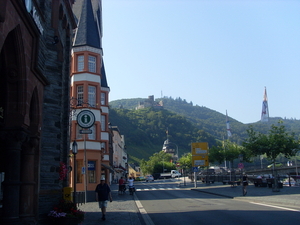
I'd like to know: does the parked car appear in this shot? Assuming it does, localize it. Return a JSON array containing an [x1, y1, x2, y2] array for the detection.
[[145, 175, 154, 182], [267, 162, 283, 168], [135, 176, 145, 181]]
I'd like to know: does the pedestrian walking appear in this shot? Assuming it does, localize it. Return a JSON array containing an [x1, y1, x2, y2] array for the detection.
[[95, 177, 113, 221], [242, 174, 248, 196], [118, 176, 126, 194]]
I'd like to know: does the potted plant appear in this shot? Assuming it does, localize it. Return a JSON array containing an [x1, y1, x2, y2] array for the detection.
[[48, 199, 85, 225]]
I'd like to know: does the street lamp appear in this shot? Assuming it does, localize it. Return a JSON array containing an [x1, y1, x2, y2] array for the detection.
[[72, 140, 78, 204], [239, 154, 243, 196]]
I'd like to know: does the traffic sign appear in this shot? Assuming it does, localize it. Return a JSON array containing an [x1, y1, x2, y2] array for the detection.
[[238, 163, 244, 169], [193, 167, 199, 172], [193, 159, 208, 167], [191, 142, 208, 155], [79, 129, 92, 134]]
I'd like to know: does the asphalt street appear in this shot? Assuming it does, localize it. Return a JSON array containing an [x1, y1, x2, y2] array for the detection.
[[79, 177, 300, 225]]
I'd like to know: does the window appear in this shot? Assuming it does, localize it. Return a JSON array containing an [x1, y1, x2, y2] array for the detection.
[[101, 142, 106, 153], [88, 56, 96, 73], [76, 160, 83, 183], [77, 85, 84, 106], [88, 125, 96, 140], [101, 115, 106, 131], [77, 55, 84, 72], [88, 86, 96, 107], [101, 92, 106, 105], [88, 161, 96, 183]]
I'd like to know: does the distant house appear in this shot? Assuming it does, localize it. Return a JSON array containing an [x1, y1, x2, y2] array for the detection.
[[136, 95, 163, 110], [112, 126, 127, 182]]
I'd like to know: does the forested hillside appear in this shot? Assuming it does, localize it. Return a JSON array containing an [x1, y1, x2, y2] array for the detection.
[[109, 97, 300, 163], [109, 107, 216, 162]]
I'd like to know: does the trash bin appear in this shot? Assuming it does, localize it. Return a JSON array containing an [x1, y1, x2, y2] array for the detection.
[[63, 187, 73, 201]]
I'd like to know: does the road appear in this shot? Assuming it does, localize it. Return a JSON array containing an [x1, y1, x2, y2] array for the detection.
[[134, 179, 300, 225]]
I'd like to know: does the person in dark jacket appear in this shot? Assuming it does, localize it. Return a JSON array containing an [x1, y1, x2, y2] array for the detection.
[[95, 177, 112, 221], [242, 174, 248, 196]]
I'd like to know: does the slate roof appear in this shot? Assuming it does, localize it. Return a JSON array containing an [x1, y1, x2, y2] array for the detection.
[[101, 59, 108, 88], [73, 0, 108, 88], [73, 0, 101, 48]]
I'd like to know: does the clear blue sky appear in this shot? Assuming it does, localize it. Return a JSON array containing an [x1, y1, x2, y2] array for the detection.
[[101, 0, 300, 124]]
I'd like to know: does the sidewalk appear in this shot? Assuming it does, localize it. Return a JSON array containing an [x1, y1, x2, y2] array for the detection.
[[78, 183, 143, 225]]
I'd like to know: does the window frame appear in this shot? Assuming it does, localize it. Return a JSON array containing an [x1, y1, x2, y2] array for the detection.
[[88, 85, 96, 107], [77, 85, 84, 106], [88, 55, 96, 73], [77, 55, 84, 72], [101, 92, 106, 105]]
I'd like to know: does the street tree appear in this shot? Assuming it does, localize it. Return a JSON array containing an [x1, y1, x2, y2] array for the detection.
[[242, 122, 299, 163], [178, 152, 192, 172], [209, 140, 251, 168], [242, 121, 300, 190], [140, 151, 174, 175]]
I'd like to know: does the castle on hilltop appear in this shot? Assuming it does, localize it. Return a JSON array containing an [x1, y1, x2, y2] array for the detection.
[[136, 95, 163, 110]]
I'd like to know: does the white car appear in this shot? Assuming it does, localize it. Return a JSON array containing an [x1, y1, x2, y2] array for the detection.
[[145, 175, 154, 182]]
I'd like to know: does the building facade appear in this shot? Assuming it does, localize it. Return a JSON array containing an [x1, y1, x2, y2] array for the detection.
[[70, 0, 112, 201], [112, 126, 127, 182], [0, 0, 76, 224]]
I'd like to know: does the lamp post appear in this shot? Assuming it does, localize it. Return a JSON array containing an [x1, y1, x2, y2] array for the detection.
[[239, 154, 243, 196], [72, 140, 78, 204]]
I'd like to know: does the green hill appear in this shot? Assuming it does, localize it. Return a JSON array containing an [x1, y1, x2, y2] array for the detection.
[[109, 97, 300, 164]]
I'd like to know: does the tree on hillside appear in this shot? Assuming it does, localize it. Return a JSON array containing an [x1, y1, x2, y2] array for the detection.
[[242, 121, 300, 190]]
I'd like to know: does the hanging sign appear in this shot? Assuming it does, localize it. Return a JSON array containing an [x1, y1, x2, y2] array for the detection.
[[77, 110, 95, 128]]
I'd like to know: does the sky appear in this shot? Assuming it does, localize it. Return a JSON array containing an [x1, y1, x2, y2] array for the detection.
[[101, 0, 300, 124]]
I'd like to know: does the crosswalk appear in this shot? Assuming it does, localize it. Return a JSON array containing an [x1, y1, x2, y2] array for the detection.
[[136, 187, 181, 191], [136, 186, 181, 191]]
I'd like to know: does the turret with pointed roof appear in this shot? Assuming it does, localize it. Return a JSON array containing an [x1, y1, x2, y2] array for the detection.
[[70, 0, 112, 196], [73, 0, 101, 48]]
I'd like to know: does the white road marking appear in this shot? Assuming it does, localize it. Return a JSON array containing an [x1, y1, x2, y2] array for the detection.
[[250, 202, 300, 212], [134, 193, 155, 225]]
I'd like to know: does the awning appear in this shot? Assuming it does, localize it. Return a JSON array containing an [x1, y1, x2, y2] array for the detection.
[[101, 163, 114, 173]]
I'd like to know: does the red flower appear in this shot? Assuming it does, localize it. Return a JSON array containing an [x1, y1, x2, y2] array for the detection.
[[59, 162, 68, 181]]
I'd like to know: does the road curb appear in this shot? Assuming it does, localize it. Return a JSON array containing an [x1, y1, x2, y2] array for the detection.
[[191, 188, 234, 199]]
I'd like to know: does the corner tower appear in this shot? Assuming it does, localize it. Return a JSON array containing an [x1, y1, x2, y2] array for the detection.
[[70, 0, 110, 200]]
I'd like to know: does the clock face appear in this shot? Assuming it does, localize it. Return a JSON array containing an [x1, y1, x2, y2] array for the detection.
[[25, 0, 33, 13]]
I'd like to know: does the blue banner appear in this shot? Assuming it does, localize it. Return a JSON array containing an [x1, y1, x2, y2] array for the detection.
[[88, 161, 95, 171]]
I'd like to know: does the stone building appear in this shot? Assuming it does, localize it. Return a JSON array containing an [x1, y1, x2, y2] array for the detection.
[[112, 126, 127, 182], [0, 1, 76, 224], [136, 95, 163, 110]]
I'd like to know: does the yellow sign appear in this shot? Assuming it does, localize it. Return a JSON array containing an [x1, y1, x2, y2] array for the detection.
[[192, 155, 208, 161], [63, 187, 73, 201], [193, 159, 209, 167], [191, 142, 208, 155], [192, 142, 209, 167]]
